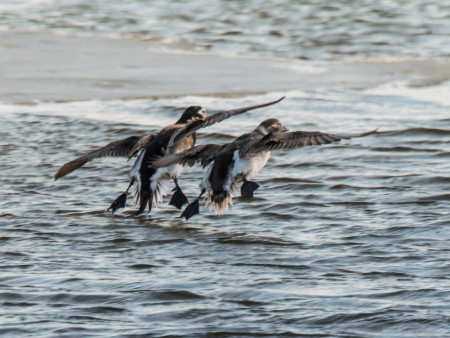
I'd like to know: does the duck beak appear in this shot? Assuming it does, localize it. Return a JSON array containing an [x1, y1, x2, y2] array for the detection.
[[282, 127, 289, 132]]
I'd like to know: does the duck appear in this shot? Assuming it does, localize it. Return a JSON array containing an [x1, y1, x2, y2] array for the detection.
[[54, 97, 285, 216], [153, 118, 376, 220]]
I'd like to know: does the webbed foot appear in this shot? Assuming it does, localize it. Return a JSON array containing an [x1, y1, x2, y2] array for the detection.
[[181, 199, 200, 220], [241, 180, 260, 198], [169, 187, 189, 210], [107, 192, 127, 213]]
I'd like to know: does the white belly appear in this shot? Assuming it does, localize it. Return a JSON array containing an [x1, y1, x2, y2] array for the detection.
[[200, 151, 270, 194], [150, 163, 183, 204], [200, 151, 270, 214], [220, 150, 270, 193], [231, 150, 270, 181], [151, 163, 183, 190]]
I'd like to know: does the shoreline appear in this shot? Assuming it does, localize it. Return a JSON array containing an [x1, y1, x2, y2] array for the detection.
[[1, 32, 450, 104]]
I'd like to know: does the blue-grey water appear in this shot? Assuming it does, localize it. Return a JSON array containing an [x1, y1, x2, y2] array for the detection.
[[1, 1, 450, 337], [2, 0, 450, 60]]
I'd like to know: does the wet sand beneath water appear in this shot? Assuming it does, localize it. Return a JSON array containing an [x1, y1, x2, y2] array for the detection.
[[2, 32, 450, 103]]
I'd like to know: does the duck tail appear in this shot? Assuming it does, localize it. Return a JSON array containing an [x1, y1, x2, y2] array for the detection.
[[130, 183, 152, 217], [209, 190, 233, 216]]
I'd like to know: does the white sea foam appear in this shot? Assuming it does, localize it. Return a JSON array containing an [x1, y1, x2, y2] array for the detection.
[[0, 83, 447, 140], [366, 80, 450, 107], [273, 61, 326, 74], [0, 99, 173, 128]]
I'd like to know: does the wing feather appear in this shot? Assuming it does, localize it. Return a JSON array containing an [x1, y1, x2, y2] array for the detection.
[[246, 129, 377, 155], [127, 134, 156, 160], [55, 135, 143, 180], [169, 96, 285, 146], [152, 144, 225, 169]]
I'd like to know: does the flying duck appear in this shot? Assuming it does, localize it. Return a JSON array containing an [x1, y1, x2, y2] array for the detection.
[[54, 97, 285, 216], [153, 118, 376, 220]]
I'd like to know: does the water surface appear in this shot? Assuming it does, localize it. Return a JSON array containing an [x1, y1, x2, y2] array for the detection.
[[0, 1, 449, 336], [1, 90, 449, 336]]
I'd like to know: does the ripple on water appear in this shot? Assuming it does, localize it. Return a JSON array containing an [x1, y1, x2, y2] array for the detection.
[[1, 91, 449, 336]]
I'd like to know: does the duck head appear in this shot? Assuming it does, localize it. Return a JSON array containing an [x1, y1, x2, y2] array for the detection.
[[255, 118, 288, 135], [176, 106, 207, 124]]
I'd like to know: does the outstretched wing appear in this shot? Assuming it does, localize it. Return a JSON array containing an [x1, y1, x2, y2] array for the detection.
[[153, 144, 226, 169], [246, 129, 377, 155], [169, 96, 285, 146], [55, 135, 146, 180]]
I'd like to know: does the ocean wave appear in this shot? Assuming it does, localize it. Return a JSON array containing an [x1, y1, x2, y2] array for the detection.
[[1, 68, 449, 337], [379, 127, 450, 136], [366, 80, 450, 106], [2, 0, 450, 61]]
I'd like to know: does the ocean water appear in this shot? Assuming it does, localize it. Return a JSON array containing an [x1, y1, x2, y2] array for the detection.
[[2, 0, 450, 60], [1, 1, 449, 337]]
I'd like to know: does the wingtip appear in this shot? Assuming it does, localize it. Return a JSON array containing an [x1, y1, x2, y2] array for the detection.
[[249, 95, 286, 111], [268, 96, 286, 105], [357, 128, 379, 137], [54, 166, 68, 180]]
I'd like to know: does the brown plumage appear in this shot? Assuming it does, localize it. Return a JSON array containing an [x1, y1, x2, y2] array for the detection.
[[54, 97, 285, 216], [152, 144, 226, 169], [246, 128, 377, 154], [54, 135, 145, 180]]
